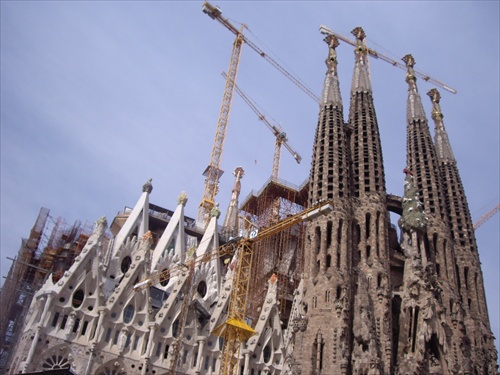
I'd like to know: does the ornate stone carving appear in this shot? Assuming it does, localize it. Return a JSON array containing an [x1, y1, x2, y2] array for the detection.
[[142, 178, 153, 193]]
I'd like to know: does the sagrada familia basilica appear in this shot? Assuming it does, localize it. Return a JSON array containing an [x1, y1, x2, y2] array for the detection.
[[2, 16, 498, 375]]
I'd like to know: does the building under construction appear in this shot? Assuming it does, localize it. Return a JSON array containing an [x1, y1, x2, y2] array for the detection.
[[2, 3, 499, 375], [0, 208, 96, 372]]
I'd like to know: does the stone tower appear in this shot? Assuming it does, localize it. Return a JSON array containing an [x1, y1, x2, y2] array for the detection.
[[428, 87, 497, 371], [290, 29, 498, 375]]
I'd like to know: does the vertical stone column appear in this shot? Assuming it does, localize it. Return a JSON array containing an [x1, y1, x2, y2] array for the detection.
[[195, 337, 206, 374], [142, 323, 157, 375], [22, 293, 54, 373]]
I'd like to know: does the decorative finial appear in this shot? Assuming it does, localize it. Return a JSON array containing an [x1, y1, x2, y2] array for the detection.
[[402, 54, 417, 85], [211, 203, 221, 219], [186, 245, 196, 258], [177, 191, 188, 206], [142, 231, 153, 242], [324, 34, 339, 69], [351, 27, 369, 62], [427, 88, 443, 120], [233, 166, 245, 179], [142, 178, 153, 194], [96, 216, 108, 228], [351, 27, 366, 41]]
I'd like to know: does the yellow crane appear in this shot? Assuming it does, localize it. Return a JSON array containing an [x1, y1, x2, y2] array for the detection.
[[319, 24, 458, 95], [474, 202, 500, 229], [212, 200, 334, 375], [198, 2, 319, 226], [134, 200, 334, 375], [222, 72, 302, 179]]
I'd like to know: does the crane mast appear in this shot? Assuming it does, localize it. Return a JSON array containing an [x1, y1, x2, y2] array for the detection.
[[198, 22, 245, 225], [222, 72, 302, 179], [199, 2, 319, 225], [319, 24, 458, 94]]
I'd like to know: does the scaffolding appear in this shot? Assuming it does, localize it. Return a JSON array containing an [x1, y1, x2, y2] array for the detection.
[[0, 208, 97, 372], [240, 177, 309, 326]]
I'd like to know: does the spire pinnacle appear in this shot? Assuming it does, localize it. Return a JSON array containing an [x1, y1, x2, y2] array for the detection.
[[222, 166, 244, 238], [402, 54, 417, 88], [325, 34, 339, 70], [321, 34, 343, 107], [350, 26, 372, 93], [142, 178, 153, 193], [403, 54, 426, 121], [427, 88, 443, 121], [427, 88, 455, 162]]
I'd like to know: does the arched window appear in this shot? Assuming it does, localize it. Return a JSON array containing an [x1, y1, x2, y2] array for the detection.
[[172, 319, 180, 338], [42, 354, 70, 369], [263, 345, 272, 364], [121, 256, 132, 273], [123, 304, 135, 324], [197, 281, 207, 297], [72, 289, 85, 308]]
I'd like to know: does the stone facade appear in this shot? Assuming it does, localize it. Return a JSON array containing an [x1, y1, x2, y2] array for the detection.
[[7, 189, 287, 375], [287, 30, 498, 375]]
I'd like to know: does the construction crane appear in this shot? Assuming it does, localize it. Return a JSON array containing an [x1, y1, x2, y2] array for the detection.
[[133, 244, 237, 375], [134, 200, 334, 375], [319, 24, 458, 95], [198, 2, 319, 226], [222, 72, 302, 179], [212, 200, 334, 375], [474, 202, 500, 229]]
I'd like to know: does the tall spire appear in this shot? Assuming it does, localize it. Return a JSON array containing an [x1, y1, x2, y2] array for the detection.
[[293, 27, 353, 375], [348, 27, 386, 197], [428, 88, 455, 163], [321, 34, 343, 108], [222, 167, 244, 239], [403, 54, 446, 221], [347, 26, 391, 373], [308, 33, 349, 206], [427, 89, 497, 367], [350, 27, 372, 94]]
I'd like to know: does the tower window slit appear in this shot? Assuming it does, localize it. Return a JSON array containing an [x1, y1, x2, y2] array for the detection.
[[365, 213, 371, 238], [327, 221, 333, 248]]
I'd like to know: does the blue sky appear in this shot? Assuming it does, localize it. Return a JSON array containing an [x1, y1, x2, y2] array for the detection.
[[1, 1, 498, 353]]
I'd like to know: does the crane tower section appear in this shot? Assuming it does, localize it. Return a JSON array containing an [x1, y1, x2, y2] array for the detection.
[[198, 5, 245, 225]]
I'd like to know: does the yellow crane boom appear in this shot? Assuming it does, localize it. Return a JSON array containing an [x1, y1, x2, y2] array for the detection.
[[134, 201, 334, 375], [222, 71, 302, 179], [212, 200, 334, 374], [474, 203, 500, 229], [198, 21, 245, 225], [319, 24, 458, 94], [203, 2, 320, 103], [199, 2, 320, 225]]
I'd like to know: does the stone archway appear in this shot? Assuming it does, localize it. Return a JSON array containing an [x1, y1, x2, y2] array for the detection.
[[35, 344, 74, 372], [94, 360, 127, 375]]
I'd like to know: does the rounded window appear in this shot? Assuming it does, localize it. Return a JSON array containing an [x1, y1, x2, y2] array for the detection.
[[123, 304, 135, 324], [72, 289, 85, 308], [263, 345, 272, 364], [197, 281, 207, 298], [121, 256, 132, 273]]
